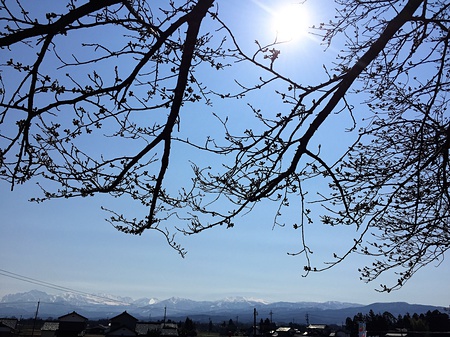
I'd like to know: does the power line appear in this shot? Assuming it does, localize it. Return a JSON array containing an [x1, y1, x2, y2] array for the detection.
[[0, 268, 129, 305]]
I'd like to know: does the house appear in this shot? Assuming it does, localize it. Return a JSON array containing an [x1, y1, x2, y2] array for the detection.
[[0, 319, 18, 337], [385, 329, 408, 337], [135, 323, 161, 336], [329, 330, 350, 337], [303, 325, 331, 337], [85, 324, 109, 335], [273, 327, 296, 337], [105, 312, 180, 337], [41, 322, 60, 337], [161, 323, 179, 337], [107, 325, 137, 336], [109, 311, 139, 332], [57, 311, 88, 337]]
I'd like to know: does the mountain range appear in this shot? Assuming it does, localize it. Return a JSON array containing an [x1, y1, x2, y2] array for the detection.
[[0, 290, 444, 325]]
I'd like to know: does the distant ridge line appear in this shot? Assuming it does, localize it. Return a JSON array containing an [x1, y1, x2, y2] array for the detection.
[[0, 290, 444, 324]]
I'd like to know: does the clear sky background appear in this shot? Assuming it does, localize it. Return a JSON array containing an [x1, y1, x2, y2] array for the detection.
[[1, 0, 449, 308]]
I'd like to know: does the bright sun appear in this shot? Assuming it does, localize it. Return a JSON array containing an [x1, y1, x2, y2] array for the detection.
[[272, 4, 311, 41]]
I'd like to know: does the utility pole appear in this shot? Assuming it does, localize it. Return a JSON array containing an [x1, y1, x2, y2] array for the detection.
[[31, 301, 40, 337], [163, 306, 167, 327], [253, 308, 258, 337]]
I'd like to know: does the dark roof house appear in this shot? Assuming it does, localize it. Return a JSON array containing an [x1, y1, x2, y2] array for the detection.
[[57, 311, 88, 337], [0, 319, 18, 337], [110, 311, 139, 332]]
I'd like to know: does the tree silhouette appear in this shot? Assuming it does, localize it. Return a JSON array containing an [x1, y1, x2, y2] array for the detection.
[[1, 0, 449, 291], [181, 317, 197, 337]]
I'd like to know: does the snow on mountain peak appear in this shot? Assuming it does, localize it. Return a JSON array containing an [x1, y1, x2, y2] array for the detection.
[[222, 296, 269, 305]]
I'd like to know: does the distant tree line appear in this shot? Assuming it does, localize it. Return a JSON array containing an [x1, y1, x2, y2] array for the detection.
[[346, 310, 450, 337]]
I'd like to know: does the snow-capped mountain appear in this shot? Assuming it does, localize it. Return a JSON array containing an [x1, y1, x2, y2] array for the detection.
[[0, 290, 441, 324], [211, 296, 270, 308], [0, 289, 137, 306], [132, 297, 160, 307]]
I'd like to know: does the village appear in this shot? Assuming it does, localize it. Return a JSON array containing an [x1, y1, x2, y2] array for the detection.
[[0, 310, 340, 337], [2, 308, 449, 337]]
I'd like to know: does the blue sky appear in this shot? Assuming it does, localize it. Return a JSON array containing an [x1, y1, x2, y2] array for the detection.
[[1, 181, 449, 306], [1, 0, 449, 308]]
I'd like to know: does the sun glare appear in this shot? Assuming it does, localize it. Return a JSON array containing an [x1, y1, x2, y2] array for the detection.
[[272, 3, 311, 42]]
